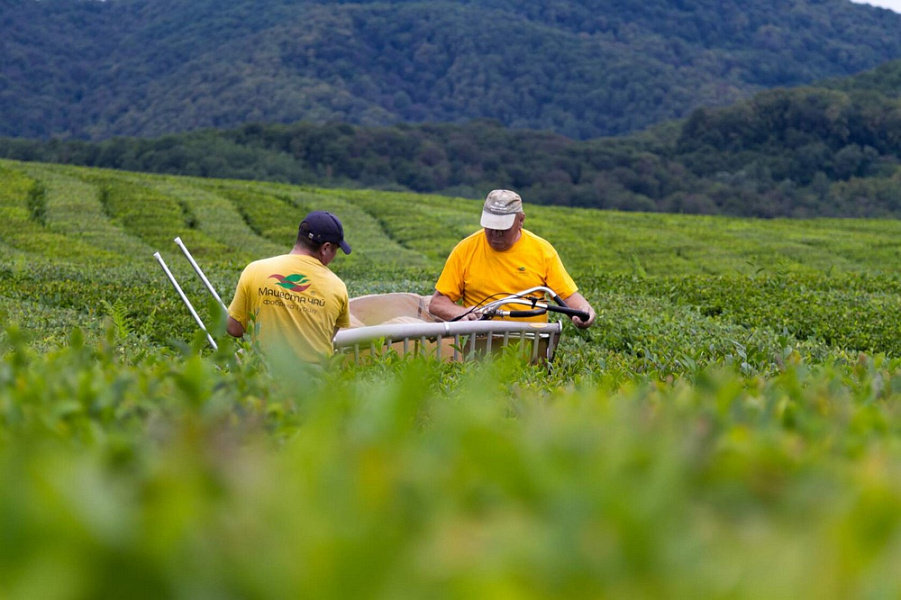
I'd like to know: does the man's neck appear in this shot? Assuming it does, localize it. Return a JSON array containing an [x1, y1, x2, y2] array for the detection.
[[291, 245, 327, 265]]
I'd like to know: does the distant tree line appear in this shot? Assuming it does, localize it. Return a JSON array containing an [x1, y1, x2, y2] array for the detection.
[[2, 80, 901, 218]]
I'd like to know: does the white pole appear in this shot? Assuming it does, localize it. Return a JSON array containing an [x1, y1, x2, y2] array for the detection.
[[153, 252, 218, 350], [173, 236, 228, 313]]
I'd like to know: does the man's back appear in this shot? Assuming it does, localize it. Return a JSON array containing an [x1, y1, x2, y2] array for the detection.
[[229, 253, 349, 361]]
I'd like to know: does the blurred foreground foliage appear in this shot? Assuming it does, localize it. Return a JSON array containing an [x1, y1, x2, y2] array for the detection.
[[2, 323, 901, 597]]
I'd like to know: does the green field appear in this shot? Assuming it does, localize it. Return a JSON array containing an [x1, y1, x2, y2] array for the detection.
[[2, 159, 901, 597]]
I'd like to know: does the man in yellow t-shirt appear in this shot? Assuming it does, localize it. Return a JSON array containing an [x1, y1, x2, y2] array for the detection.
[[227, 211, 352, 362], [429, 189, 596, 328]]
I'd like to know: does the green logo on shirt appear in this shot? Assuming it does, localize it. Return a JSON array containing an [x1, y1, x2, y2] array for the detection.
[[269, 273, 311, 293]]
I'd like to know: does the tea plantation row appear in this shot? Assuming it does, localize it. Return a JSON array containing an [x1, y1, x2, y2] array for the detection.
[[3, 158, 901, 373]]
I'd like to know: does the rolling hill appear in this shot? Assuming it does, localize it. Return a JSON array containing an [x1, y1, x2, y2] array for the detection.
[[5, 158, 901, 277]]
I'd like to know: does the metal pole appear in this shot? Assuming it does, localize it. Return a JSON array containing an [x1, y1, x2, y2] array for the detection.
[[153, 252, 218, 350], [173, 236, 228, 312]]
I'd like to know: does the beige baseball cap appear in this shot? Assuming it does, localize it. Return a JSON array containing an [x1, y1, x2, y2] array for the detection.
[[480, 189, 523, 230]]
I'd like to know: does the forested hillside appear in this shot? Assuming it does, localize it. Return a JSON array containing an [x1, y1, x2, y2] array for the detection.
[[5, 60, 901, 218], [2, 0, 901, 140]]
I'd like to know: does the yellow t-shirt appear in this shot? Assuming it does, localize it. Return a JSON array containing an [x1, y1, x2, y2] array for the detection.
[[228, 254, 350, 361], [435, 229, 578, 322]]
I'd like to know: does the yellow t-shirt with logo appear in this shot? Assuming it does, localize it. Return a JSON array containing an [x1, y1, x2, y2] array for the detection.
[[435, 229, 578, 322], [228, 254, 350, 361]]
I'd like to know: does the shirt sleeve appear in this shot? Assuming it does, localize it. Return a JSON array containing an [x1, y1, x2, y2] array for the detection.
[[227, 267, 251, 327], [434, 243, 465, 302], [544, 247, 578, 299]]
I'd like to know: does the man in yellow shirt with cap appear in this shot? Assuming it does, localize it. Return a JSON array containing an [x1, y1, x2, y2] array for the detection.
[[227, 210, 352, 362], [429, 189, 596, 328]]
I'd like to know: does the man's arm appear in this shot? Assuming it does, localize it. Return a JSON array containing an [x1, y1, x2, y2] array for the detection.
[[227, 270, 250, 338], [429, 291, 480, 322], [227, 316, 245, 337], [561, 291, 596, 329]]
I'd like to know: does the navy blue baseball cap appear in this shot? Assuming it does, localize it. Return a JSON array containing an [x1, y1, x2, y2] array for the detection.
[[300, 211, 352, 254]]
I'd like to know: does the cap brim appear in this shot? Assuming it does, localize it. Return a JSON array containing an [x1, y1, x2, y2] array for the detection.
[[480, 211, 516, 230], [339, 240, 352, 255]]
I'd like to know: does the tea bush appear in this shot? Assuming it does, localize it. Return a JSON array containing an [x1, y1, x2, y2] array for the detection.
[[3, 159, 901, 596]]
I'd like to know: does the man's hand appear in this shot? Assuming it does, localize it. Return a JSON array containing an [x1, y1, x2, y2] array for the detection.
[[227, 316, 245, 337], [562, 292, 596, 329]]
